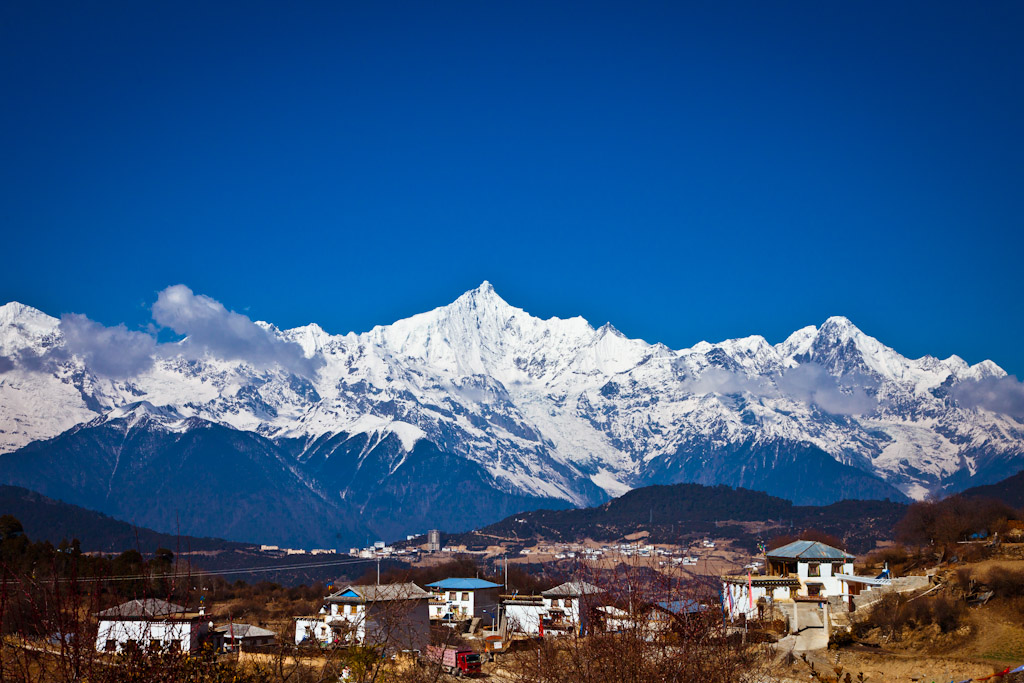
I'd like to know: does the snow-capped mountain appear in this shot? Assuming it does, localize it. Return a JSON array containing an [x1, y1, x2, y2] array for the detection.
[[1, 283, 1021, 543]]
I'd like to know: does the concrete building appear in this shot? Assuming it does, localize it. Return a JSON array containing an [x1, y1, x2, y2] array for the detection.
[[427, 529, 441, 552], [95, 599, 207, 653], [501, 596, 546, 636], [426, 578, 501, 626]]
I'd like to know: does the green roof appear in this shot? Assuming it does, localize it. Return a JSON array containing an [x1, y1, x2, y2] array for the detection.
[[766, 540, 853, 561]]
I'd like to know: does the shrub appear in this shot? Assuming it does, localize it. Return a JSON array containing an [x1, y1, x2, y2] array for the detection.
[[859, 593, 966, 638], [987, 567, 1024, 599], [865, 546, 908, 570], [929, 596, 966, 633]]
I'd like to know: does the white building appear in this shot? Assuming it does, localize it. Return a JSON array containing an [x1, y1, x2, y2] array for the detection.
[[295, 582, 431, 652], [95, 599, 207, 653], [502, 597, 546, 636], [426, 578, 501, 626], [502, 581, 606, 636], [540, 581, 605, 634], [722, 540, 854, 620]]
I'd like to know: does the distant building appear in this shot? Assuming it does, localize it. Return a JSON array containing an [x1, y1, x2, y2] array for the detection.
[[426, 578, 501, 625], [295, 582, 431, 652], [427, 529, 441, 552], [95, 599, 208, 653]]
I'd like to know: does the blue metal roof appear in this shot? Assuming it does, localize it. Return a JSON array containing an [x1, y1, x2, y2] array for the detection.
[[766, 540, 853, 561], [426, 578, 501, 590], [656, 599, 705, 615]]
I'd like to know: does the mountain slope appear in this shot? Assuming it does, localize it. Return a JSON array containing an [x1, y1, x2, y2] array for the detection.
[[449, 482, 908, 554], [1, 284, 1022, 536], [961, 468, 1024, 509], [0, 403, 371, 547], [0, 484, 248, 553]]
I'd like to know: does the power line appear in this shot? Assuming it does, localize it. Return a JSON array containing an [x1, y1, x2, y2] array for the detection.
[[1, 555, 384, 586]]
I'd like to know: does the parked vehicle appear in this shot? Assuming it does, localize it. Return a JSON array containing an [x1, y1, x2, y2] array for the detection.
[[424, 645, 482, 676]]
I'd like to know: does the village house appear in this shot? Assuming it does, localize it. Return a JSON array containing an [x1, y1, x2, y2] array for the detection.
[[721, 539, 854, 620], [295, 582, 431, 651], [426, 578, 501, 627], [501, 595, 547, 636], [213, 623, 276, 651], [541, 580, 605, 634], [503, 580, 606, 636], [95, 599, 208, 653]]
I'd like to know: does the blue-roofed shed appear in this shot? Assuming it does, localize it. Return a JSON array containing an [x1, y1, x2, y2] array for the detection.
[[426, 578, 501, 590]]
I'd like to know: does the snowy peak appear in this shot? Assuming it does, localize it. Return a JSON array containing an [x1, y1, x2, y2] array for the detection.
[[1, 289, 1022, 511], [106, 401, 184, 422], [96, 401, 191, 432], [0, 301, 58, 341]]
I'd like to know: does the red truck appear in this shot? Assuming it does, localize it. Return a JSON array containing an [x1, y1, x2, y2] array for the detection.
[[424, 645, 482, 676]]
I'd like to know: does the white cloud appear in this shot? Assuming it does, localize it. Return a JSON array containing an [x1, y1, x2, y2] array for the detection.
[[952, 375, 1024, 419], [59, 313, 157, 379], [152, 284, 322, 376], [682, 363, 879, 416]]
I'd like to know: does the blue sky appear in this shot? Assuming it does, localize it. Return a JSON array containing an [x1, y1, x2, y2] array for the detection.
[[1, 1, 1022, 373]]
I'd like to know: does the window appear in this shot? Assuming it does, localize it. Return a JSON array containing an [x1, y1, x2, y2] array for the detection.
[[807, 563, 820, 577], [462, 592, 469, 601], [349, 605, 358, 615], [808, 584, 822, 597], [450, 592, 457, 601], [149, 639, 162, 651], [168, 640, 181, 652], [105, 639, 117, 652]]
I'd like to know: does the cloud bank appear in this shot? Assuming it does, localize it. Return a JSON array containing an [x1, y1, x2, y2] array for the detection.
[[5, 285, 321, 379], [681, 363, 879, 416], [153, 285, 321, 376], [952, 375, 1024, 420], [59, 313, 157, 378]]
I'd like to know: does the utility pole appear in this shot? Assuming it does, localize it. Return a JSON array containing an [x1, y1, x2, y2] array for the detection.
[[504, 554, 508, 590], [377, 556, 381, 585]]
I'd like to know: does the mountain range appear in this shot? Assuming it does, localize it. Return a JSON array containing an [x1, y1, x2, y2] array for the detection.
[[1, 283, 1021, 546]]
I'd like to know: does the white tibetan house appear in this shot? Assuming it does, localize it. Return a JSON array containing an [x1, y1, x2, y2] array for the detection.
[[295, 582, 431, 652], [95, 599, 207, 653], [502, 580, 607, 636], [722, 540, 854, 620]]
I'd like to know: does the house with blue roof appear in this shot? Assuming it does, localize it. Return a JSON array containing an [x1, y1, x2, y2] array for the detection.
[[426, 578, 501, 626]]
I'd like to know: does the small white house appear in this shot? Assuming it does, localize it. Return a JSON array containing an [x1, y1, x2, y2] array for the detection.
[[296, 582, 431, 652], [501, 596, 546, 636], [540, 581, 605, 634], [426, 578, 501, 626], [95, 599, 207, 653]]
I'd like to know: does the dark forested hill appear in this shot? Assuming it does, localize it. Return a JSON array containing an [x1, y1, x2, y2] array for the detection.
[[0, 484, 248, 553], [449, 482, 907, 554], [961, 469, 1024, 509]]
